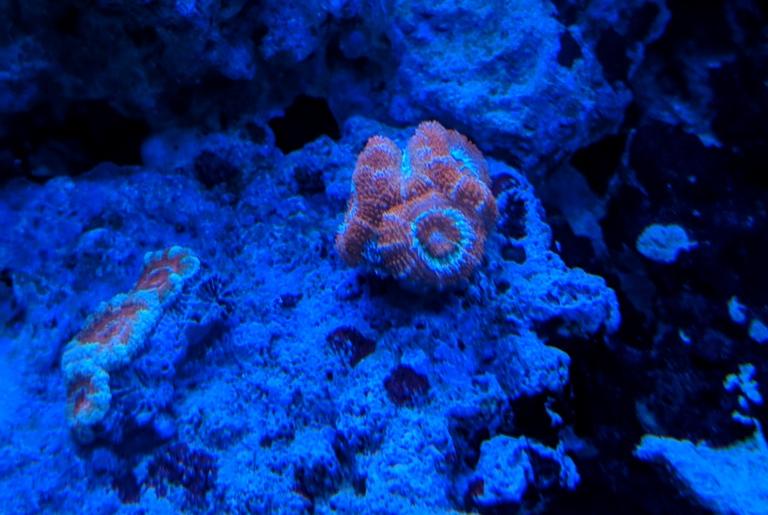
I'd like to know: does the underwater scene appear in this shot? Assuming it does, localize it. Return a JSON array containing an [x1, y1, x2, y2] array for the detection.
[[0, 0, 766, 513]]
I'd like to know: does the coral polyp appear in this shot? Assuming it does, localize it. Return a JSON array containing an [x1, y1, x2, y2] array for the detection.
[[133, 246, 201, 304], [65, 368, 111, 429], [379, 192, 484, 288]]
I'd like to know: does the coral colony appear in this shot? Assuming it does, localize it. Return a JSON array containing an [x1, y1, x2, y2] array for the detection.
[[61, 247, 200, 441], [0, 1, 766, 513], [336, 121, 497, 289]]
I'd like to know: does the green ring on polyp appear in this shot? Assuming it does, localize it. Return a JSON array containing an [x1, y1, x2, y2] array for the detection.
[[410, 207, 475, 276]]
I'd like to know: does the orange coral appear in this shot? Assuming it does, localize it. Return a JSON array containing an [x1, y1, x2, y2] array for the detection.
[[75, 295, 154, 350], [337, 122, 497, 289], [65, 368, 111, 429], [61, 246, 200, 441], [133, 246, 201, 303]]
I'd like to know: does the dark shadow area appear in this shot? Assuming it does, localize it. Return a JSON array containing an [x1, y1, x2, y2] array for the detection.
[[269, 95, 340, 154], [0, 100, 149, 182], [570, 133, 626, 196]]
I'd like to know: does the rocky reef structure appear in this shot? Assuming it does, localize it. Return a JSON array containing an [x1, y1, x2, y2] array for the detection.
[[0, 115, 621, 512], [0, 0, 645, 181], [636, 429, 768, 515], [0, 0, 765, 513]]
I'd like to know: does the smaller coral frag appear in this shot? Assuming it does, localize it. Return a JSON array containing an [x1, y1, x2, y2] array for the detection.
[[336, 121, 497, 289], [61, 246, 200, 442]]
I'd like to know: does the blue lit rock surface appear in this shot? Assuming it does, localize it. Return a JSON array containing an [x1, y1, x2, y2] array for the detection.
[[0, 118, 619, 512], [0, 0, 767, 512], [636, 223, 697, 264], [636, 431, 768, 515], [469, 435, 579, 508]]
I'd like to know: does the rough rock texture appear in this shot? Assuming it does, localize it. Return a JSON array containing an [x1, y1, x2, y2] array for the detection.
[[1, 0, 767, 512], [0, 116, 619, 512]]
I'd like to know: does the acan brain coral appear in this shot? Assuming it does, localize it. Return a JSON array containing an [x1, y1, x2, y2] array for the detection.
[[336, 121, 498, 289], [61, 246, 200, 442]]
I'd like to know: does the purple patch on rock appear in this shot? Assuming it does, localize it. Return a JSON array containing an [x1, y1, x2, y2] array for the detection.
[[326, 326, 376, 367], [384, 364, 430, 406]]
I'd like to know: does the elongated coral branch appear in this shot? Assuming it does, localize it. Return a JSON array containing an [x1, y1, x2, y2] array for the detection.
[[61, 246, 199, 442]]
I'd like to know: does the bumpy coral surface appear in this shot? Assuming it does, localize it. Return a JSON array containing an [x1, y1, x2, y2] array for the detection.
[[337, 121, 498, 289]]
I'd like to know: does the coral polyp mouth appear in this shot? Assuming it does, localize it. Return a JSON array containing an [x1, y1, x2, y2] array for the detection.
[[412, 207, 473, 268], [422, 225, 459, 259]]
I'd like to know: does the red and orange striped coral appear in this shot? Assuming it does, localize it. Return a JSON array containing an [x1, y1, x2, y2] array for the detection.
[[336, 122, 497, 289], [133, 246, 201, 303], [61, 246, 200, 441]]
